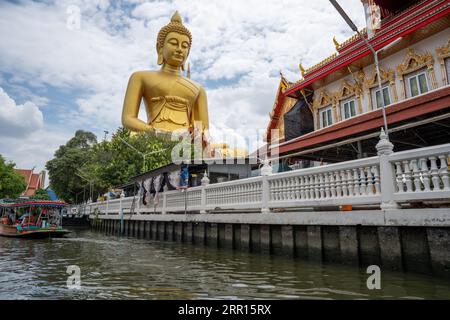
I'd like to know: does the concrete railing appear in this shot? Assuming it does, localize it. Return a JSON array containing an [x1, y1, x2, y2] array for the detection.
[[205, 176, 263, 211], [267, 156, 381, 208], [84, 129, 450, 216], [390, 143, 450, 202]]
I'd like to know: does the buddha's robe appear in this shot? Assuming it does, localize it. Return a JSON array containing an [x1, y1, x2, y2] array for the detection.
[[143, 76, 201, 132]]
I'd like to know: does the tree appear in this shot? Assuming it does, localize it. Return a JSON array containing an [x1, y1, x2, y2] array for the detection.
[[46, 130, 98, 203], [46, 128, 177, 204], [0, 155, 26, 198], [89, 127, 177, 190], [32, 188, 51, 200]]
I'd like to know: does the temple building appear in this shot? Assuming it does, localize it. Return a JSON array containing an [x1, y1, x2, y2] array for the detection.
[[14, 168, 46, 198], [266, 0, 450, 167]]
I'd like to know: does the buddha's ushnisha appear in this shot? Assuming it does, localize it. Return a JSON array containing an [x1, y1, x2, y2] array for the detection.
[[122, 11, 209, 135]]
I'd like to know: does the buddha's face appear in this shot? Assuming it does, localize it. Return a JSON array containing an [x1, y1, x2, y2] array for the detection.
[[161, 32, 190, 68]]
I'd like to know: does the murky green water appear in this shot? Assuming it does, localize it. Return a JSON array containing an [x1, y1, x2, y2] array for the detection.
[[0, 228, 449, 300]]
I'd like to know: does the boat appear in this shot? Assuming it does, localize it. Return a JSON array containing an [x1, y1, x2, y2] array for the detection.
[[0, 200, 70, 238]]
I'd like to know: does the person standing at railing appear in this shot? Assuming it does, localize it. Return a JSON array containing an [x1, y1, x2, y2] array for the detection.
[[177, 164, 189, 191]]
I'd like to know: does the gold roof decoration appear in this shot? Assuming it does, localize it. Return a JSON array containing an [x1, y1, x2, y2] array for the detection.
[[312, 89, 333, 109], [299, 62, 306, 77], [397, 47, 434, 75], [284, 28, 369, 91], [338, 27, 367, 50], [333, 36, 340, 51], [364, 67, 395, 88], [436, 38, 450, 57], [285, 78, 307, 92], [279, 71, 291, 92], [304, 52, 338, 75]]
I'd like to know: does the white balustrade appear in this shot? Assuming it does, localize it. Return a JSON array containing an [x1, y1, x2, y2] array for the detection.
[[267, 156, 381, 208], [86, 140, 450, 216], [388, 143, 450, 202], [205, 176, 263, 211]]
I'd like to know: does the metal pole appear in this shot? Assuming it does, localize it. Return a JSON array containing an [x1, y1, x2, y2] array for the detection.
[[143, 154, 146, 173], [373, 51, 389, 136], [357, 140, 363, 159], [329, 0, 389, 139], [184, 188, 187, 215]]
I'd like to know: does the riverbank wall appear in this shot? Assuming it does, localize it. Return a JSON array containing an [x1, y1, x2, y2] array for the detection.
[[90, 208, 450, 278]]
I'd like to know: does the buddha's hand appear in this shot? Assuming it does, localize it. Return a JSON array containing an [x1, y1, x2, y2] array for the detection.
[[144, 124, 156, 134]]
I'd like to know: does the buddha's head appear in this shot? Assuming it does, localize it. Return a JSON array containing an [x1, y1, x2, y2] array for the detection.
[[157, 11, 192, 70]]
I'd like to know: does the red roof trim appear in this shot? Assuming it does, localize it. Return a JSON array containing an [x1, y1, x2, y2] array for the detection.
[[267, 0, 448, 143], [0, 201, 67, 208], [284, 0, 449, 96], [338, 0, 432, 54]]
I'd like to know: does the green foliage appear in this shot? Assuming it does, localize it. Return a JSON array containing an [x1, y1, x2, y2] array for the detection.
[[89, 127, 177, 189], [46, 128, 176, 204], [0, 155, 27, 199], [32, 188, 51, 200], [46, 130, 98, 203]]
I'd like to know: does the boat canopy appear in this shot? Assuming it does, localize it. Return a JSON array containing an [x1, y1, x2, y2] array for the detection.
[[0, 201, 67, 209]]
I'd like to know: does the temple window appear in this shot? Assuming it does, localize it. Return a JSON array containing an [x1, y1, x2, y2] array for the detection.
[[319, 106, 333, 128], [340, 97, 357, 120], [372, 84, 391, 109], [405, 68, 429, 98]]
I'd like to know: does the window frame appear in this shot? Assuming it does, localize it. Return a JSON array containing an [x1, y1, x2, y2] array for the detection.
[[340, 96, 357, 121], [319, 105, 333, 128], [405, 68, 429, 98], [371, 84, 392, 109]]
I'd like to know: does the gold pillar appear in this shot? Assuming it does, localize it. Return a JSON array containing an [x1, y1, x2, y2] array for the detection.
[[439, 59, 448, 85], [315, 109, 320, 129], [332, 103, 339, 123], [390, 79, 398, 103], [356, 95, 363, 115], [399, 78, 406, 100], [428, 64, 438, 90]]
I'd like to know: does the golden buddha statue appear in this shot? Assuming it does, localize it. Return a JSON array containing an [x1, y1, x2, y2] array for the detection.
[[122, 11, 209, 135]]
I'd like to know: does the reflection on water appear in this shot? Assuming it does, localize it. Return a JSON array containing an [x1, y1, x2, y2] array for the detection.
[[0, 228, 449, 300]]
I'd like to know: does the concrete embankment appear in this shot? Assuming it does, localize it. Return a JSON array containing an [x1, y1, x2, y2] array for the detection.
[[91, 208, 450, 278]]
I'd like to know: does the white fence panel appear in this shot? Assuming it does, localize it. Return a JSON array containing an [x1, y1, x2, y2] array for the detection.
[[205, 177, 263, 210], [268, 157, 381, 208], [390, 144, 450, 202]]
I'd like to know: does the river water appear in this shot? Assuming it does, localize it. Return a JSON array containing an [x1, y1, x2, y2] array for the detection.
[[0, 228, 449, 300]]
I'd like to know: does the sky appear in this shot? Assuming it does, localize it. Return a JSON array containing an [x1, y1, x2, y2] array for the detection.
[[0, 0, 366, 175]]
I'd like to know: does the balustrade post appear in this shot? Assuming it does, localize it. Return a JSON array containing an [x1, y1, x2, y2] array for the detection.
[[200, 171, 210, 214], [376, 128, 399, 210], [105, 199, 109, 215], [162, 185, 168, 214], [261, 158, 273, 214]]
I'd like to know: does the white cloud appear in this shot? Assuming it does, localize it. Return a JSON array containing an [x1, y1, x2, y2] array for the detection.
[[0, 87, 44, 138], [0, 87, 72, 173], [0, 127, 72, 174], [0, 0, 366, 161]]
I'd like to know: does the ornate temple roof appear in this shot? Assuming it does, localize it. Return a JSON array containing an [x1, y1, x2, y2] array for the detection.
[[284, 0, 448, 96], [266, 0, 449, 143]]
